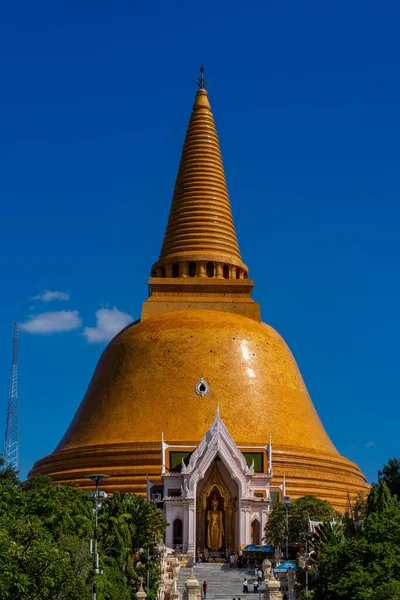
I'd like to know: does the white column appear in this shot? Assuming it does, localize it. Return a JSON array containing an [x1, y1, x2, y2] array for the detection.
[[183, 501, 189, 553], [246, 506, 252, 545], [239, 500, 252, 547], [164, 501, 174, 548], [239, 501, 246, 547], [186, 499, 196, 556], [261, 507, 269, 541]]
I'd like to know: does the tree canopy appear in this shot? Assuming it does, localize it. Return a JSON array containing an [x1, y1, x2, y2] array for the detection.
[[378, 456, 400, 499], [266, 494, 337, 545], [0, 464, 166, 600], [297, 478, 400, 599], [266, 459, 400, 599]]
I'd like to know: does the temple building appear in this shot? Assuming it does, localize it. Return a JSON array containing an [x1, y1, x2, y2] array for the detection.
[[159, 405, 277, 554], [30, 70, 369, 555]]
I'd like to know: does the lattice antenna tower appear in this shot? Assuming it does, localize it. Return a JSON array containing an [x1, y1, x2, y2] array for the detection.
[[3, 323, 19, 470]]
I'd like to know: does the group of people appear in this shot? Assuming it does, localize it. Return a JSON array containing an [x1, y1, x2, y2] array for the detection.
[[242, 565, 264, 593], [241, 566, 263, 594], [228, 553, 261, 571]]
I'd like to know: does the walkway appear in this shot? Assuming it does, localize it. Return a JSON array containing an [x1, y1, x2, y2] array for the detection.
[[178, 564, 265, 600]]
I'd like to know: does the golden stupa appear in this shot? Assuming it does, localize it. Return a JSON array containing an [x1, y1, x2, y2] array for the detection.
[[30, 72, 368, 510]]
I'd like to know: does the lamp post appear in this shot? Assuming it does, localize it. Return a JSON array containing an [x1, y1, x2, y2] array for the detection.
[[282, 495, 291, 560], [303, 532, 312, 600], [85, 474, 110, 600], [146, 533, 158, 596], [147, 545, 150, 593]]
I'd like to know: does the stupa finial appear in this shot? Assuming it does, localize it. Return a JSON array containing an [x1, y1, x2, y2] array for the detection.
[[150, 68, 248, 280], [196, 65, 207, 89]]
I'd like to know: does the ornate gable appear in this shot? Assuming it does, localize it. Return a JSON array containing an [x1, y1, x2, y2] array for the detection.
[[180, 405, 254, 499]]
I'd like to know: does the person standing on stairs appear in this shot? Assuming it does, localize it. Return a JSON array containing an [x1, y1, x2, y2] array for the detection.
[[243, 578, 248, 593], [202, 581, 208, 599]]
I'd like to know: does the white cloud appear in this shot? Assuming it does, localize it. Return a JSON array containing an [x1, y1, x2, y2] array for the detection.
[[364, 441, 376, 448], [32, 290, 70, 302], [83, 307, 133, 343], [20, 310, 82, 334]]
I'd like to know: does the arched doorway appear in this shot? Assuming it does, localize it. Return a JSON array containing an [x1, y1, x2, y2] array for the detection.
[[173, 518, 183, 547], [251, 519, 261, 545], [196, 462, 237, 555]]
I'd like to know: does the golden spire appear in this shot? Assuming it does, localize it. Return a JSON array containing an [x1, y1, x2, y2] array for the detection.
[[151, 67, 248, 280], [143, 68, 259, 322]]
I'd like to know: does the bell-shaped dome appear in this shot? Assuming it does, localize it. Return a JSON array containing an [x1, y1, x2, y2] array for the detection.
[[30, 70, 368, 510], [31, 310, 367, 508]]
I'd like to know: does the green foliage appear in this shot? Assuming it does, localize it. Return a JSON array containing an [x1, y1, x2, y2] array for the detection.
[[265, 501, 286, 544], [0, 463, 166, 600], [367, 480, 395, 515], [342, 492, 367, 539], [300, 483, 400, 600], [290, 496, 337, 542], [266, 495, 336, 545], [378, 456, 400, 499], [99, 492, 167, 600], [313, 520, 344, 550], [371, 580, 400, 600]]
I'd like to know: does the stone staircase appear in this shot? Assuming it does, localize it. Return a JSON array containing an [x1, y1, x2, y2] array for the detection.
[[178, 565, 265, 600]]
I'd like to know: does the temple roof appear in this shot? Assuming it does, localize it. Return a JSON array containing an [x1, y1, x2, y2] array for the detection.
[[152, 70, 247, 274]]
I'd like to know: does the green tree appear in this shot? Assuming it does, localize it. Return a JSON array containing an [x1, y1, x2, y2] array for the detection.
[[378, 457, 400, 499], [265, 501, 286, 545], [0, 518, 91, 600], [0, 462, 166, 600], [342, 491, 368, 539], [266, 495, 336, 545], [0, 465, 91, 600], [366, 480, 395, 515], [313, 520, 344, 551], [371, 581, 400, 600], [304, 485, 400, 600], [99, 491, 167, 599]]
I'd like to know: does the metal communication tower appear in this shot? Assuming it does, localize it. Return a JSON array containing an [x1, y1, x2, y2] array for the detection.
[[3, 323, 19, 470]]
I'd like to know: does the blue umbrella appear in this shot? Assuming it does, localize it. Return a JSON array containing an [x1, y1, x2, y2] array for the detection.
[[261, 544, 275, 552], [243, 544, 260, 551], [243, 544, 276, 552], [274, 560, 298, 572]]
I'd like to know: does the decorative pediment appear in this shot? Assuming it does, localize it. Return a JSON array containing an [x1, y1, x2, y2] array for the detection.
[[180, 406, 254, 500]]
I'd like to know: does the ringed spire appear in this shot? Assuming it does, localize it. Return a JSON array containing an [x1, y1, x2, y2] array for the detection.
[[151, 67, 248, 280]]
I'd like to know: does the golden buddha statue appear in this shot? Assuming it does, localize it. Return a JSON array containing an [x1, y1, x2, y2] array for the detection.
[[207, 498, 224, 551]]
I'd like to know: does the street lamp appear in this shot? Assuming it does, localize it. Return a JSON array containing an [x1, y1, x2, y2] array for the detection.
[[282, 495, 291, 560], [146, 533, 159, 596], [304, 532, 313, 600], [85, 474, 110, 600]]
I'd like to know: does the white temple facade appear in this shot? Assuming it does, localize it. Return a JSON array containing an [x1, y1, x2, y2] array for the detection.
[[148, 406, 284, 556]]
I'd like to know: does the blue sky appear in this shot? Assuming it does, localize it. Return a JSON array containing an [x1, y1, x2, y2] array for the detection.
[[0, 1, 399, 483]]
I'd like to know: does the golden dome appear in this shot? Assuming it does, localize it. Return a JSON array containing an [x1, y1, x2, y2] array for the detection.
[[55, 311, 333, 450], [31, 310, 368, 509], [30, 70, 369, 511]]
